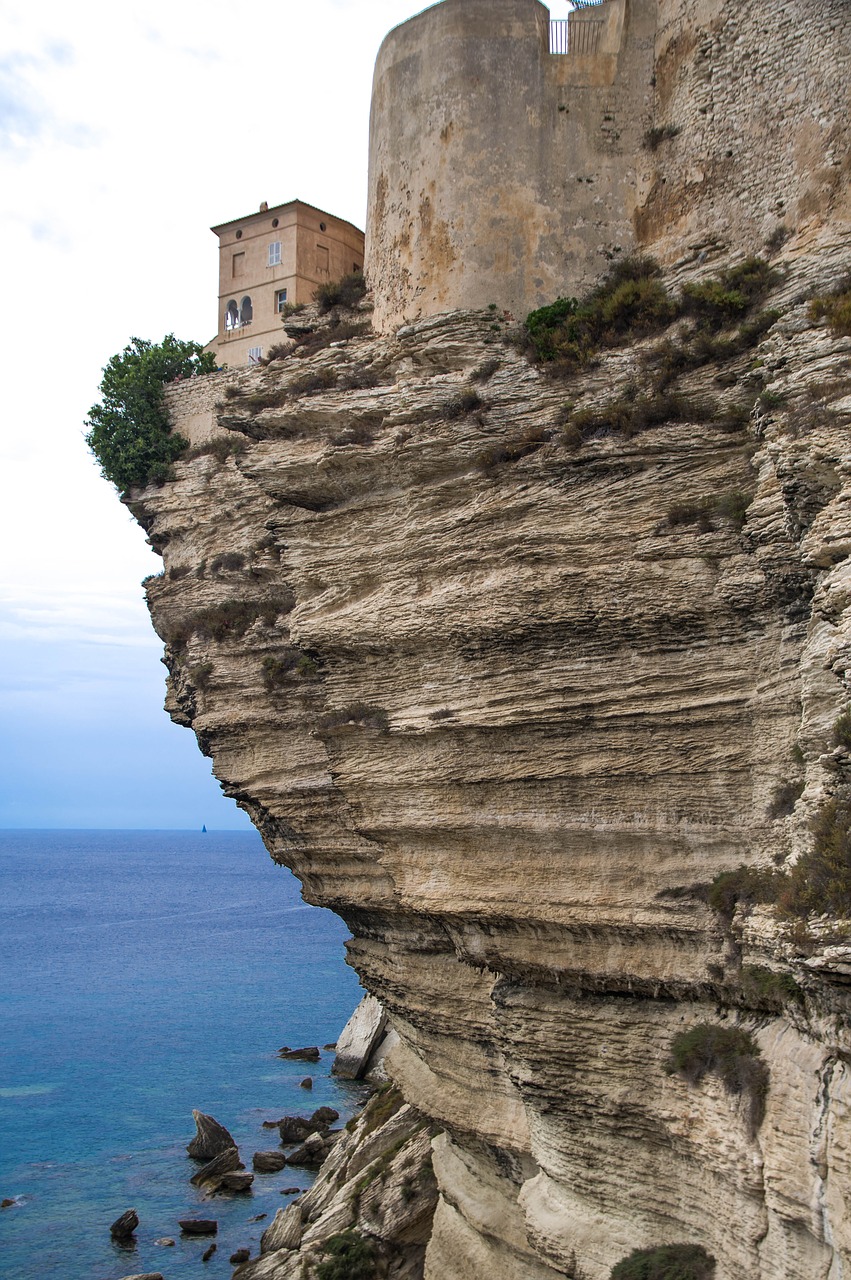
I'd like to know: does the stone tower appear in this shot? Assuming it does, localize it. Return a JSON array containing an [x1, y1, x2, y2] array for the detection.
[[366, 0, 657, 332]]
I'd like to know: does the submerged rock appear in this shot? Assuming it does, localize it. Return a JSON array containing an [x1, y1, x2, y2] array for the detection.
[[117, 1274, 164, 1280], [154, 1237, 175, 1246], [109, 1209, 139, 1241], [201, 1242, 217, 1262], [253, 1151, 288, 1173], [186, 1110, 236, 1161], [1, 1198, 16, 1209]]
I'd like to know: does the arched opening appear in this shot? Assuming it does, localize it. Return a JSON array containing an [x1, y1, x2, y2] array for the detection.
[[225, 300, 239, 331], [240, 296, 253, 326]]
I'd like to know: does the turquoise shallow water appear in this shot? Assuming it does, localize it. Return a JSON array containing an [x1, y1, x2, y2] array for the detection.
[[0, 830, 368, 1279]]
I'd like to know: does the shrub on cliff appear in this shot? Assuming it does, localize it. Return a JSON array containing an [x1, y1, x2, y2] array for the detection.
[[525, 257, 677, 369], [682, 258, 779, 326], [317, 1230, 376, 1280], [86, 336, 216, 493], [610, 1243, 715, 1280], [668, 1023, 768, 1132], [314, 271, 367, 314], [779, 799, 851, 918], [809, 280, 851, 337]]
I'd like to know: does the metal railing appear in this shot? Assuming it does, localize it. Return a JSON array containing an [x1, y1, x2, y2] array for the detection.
[[549, 18, 604, 55]]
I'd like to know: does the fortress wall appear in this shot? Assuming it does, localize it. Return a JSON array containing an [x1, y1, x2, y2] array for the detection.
[[366, 0, 656, 332], [638, 0, 851, 261]]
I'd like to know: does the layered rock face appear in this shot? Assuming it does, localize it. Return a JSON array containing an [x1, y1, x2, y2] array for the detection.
[[127, 4, 851, 1276], [136, 228, 851, 1277]]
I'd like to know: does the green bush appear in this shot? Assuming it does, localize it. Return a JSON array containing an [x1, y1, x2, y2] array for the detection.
[[706, 865, 783, 920], [668, 1024, 768, 1131], [86, 335, 217, 493], [315, 271, 368, 314], [443, 389, 484, 419], [739, 965, 801, 1006], [780, 799, 851, 918], [611, 1243, 715, 1280], [525, 257, 677, 369], [809, 284, 851, 337], [316, 1230, 377, 1280], [833, 709, 851, 750], [682, 258, 779, 327]]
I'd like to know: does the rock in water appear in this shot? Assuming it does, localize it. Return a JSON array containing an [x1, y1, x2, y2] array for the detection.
[[300, 1076, 313, 1090], [178, 1218, 218, 1235], [253, 1151, 288, 1173], [278, 1116, 315, 1144], [1, 1198, 16, 1209], [310, 1106, 339, 1126], [154, 1238, 175, 1246], [332, 995, 387, 1079], [218, 1170, 254, 1192], [201, 1243, 217, 1262], [186, 1109, 237, 1161], [277, 1046, 320, 1062], [109, 1209, 139, 1241], [230, 1248, 251, 1264], [117, 1275, 165, 1280], [189, 1145, 243, 1189]]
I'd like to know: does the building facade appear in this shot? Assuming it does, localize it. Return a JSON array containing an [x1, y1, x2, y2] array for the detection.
[[205, 199, 365, 367]]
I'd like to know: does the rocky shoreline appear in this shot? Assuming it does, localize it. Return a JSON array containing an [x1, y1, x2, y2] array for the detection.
[[99, 996, 431, 1280]]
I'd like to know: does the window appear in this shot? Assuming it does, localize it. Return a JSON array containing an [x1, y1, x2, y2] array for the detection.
[[316, 244, 329, 276], [239, 296, 253, 325], [232, 251, 245, 278], [224, 300, 240, 331], [248, 347, 262, 365], [276, 288, 289, 313], [268, 241, 281, 267]]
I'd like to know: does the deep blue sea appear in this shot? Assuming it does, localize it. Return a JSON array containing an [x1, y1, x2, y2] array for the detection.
[[0, 830, 368, 1280]]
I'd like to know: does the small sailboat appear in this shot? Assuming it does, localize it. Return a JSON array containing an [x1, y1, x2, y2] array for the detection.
[[201, 824, 207, 833]]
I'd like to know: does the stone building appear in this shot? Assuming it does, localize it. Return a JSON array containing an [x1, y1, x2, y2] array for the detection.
[[366, 0, 649, 332], [205, 199, 365, 367]]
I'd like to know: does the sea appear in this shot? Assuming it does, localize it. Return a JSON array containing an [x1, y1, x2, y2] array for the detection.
[[0, 829, 369, 1280]]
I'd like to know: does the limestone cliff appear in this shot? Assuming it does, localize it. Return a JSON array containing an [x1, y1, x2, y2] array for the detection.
[[125, 3, 851, 1276], [134, 237, 849, 1277]]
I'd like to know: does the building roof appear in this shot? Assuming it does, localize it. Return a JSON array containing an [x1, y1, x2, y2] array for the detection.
[[210, 198, 364, 237]]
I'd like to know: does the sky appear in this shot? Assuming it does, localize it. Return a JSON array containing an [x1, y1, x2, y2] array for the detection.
[[0, 0, 454, 829]]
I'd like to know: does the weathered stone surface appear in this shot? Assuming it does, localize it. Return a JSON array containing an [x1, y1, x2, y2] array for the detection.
[[109, 1209, 139, 1241], [186, 1110, 236, 1162], [253, 1151, 288, 1173], [189, 1145, 243, 1189], [332, 995, 387, 1079], [261, 1203, 304, 1254]]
